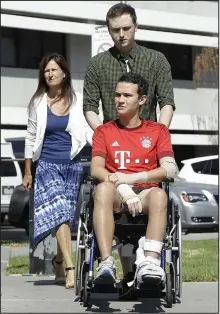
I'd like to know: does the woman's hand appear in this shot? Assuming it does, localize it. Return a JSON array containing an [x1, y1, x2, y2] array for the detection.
[[23, 174, 33, 189]]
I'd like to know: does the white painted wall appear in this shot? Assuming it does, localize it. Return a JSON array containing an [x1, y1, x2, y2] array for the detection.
[[1, 1, 218, 34], [101, 1, 218, 18], [1, 67, 38, 109]]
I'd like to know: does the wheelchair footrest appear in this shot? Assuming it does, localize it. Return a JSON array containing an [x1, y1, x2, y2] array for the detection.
[[137, 288, 165, 298], [138, 279, 165, 291], [142, 275, 163, 287], [92, 283, 118, 293]]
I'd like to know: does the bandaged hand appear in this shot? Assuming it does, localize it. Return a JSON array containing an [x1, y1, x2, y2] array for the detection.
[[126, 197, 142, 217], [114, 171, 148, 186], [117, 184, 142, 217]]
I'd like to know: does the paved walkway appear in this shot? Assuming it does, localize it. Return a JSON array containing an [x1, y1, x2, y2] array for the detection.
[[1, 245, 218, 313], [1, 273, 218, 313]]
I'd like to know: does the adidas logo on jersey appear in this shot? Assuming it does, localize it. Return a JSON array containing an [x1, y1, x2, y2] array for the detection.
[[111, 141, 120, 147]]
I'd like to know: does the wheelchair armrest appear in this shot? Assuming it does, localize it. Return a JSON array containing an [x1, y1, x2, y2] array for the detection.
[[84, 175, 96, 185]]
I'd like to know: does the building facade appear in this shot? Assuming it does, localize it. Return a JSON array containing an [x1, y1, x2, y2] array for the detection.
[[1, 1, 218, 163]]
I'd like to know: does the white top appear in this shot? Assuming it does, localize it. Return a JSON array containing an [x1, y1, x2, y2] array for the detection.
[[24, 92, 93, 162]]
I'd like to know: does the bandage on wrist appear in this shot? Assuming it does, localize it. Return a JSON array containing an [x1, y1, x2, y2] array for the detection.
[[117, 184, 141, 203], [129, 171, 149, 184]]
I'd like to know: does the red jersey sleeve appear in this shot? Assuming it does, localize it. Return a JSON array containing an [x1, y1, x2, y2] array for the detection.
[[92, 127, 107, 159], [156, 125, 174, 159]]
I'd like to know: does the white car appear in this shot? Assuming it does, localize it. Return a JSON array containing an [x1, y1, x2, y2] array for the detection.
[[1, 140, 22, 223], [178, 155, 218, 185]]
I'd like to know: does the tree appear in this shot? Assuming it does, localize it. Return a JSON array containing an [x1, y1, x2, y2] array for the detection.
[[192, 47, 218, 145], [193, 47, 218, 88]]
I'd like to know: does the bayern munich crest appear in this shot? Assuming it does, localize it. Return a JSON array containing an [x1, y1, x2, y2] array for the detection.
[[140, 136, 152, 148]]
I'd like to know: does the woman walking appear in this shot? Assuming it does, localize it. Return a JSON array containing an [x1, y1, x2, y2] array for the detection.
[[23, 52, 92, 289]]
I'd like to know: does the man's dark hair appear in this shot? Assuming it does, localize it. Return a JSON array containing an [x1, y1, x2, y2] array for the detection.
[[106, 3, 137, 27], [117, 72, 149, 97]]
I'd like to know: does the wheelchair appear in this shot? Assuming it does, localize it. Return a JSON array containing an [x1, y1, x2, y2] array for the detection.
[[74, 177, 182, 308]]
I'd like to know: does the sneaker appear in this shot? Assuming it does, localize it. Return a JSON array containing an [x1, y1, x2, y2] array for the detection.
[[94, 256, 116, 285], [136, 256, 165, 286]]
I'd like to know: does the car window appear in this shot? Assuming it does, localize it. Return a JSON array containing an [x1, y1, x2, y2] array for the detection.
[[191, 160, 210, 174], [0, 158, 17, 177], [210, 159, 219, 175]]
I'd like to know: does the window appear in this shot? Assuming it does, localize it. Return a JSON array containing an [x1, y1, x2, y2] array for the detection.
[[137, 41, 193, 80], [210, 159, 219, 175], [1, 28, 16, 67], [191, 159, 218, 175], [191, 160, 210, 174], [17, 29, 42, 69], [0, 158, 17, 177], [1, 27, 66, 69]]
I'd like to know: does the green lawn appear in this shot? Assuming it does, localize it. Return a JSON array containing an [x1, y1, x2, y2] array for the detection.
[[1, 241, 29, 247], [181, 239, 218, 282], [6, 239, 218, 282]]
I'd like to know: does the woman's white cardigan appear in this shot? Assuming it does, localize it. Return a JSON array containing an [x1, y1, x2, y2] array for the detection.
[[24, 92, 93, 162]]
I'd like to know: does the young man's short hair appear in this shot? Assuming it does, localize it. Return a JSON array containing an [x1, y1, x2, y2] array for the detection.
[[117, 72, 149, 98], [106, 3, 137, 27]]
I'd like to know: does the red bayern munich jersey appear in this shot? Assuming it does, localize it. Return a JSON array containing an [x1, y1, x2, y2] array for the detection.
[[92, 119, 174, 188]]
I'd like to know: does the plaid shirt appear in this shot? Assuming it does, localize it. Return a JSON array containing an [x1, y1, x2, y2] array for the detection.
[[83, 42, 175, 123]]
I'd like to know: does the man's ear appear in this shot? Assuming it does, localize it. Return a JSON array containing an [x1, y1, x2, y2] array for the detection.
[[139, 95, 147, 106], [134, 23, 138, 32]]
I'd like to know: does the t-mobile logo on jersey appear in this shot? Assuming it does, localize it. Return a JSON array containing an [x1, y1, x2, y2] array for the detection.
[[114, 151, 149, 169]]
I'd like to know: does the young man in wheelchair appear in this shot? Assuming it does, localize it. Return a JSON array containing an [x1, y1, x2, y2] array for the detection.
[[90, 72, 178, 288]]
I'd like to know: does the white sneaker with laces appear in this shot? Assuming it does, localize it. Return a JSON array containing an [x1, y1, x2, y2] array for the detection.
[[136, 256, 165, 285], [94, 256, 116, 285]]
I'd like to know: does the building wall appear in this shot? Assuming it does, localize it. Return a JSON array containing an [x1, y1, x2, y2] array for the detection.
[[101, 1, 218, 18], [66, 34, 91, 94], [1, 34, 217, 129]]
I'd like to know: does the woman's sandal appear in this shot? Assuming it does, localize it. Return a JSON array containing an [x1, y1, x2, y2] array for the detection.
[[65, 266, 75, 289], [52, 256, 66, 284]]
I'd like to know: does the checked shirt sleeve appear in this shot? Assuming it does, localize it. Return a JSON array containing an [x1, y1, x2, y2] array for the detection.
[[155, 52, 176, 111], [83, 57, 101, 115]]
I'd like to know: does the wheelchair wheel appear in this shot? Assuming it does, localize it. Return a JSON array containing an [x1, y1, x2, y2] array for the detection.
[[165, 273, 173, 308], [75, 202, 86, 296], [172, 203, 182, 299], [176, 211, 182, 298], [82, 272, 90, 307], [170, 201, 182, 300]]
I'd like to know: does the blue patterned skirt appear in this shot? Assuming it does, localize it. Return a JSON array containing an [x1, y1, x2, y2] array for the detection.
[[33, 159, 83, 245]]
